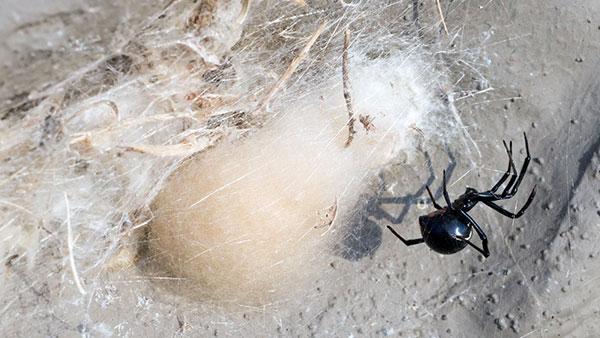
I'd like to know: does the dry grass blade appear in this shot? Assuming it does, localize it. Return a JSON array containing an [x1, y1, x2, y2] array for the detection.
[[436, 0, 449, 35], [254, 22, 327, 114], [122, 137, 214, 157], [238, 0, 251, 23], [64, 192, 86, 295]]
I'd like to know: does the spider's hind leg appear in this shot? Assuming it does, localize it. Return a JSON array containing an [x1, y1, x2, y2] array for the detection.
[[386, 226, 424, 246]]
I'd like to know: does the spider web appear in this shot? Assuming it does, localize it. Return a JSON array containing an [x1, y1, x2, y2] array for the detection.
[[1, 0, 599, 337]]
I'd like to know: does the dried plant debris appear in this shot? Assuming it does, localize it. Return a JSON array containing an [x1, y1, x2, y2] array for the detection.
[[1, 92, 47, 120], [186, 0, 218, 32], [359, 114, 375, 132], [315, 198, 338, 229], [342, 29, 356, 147]]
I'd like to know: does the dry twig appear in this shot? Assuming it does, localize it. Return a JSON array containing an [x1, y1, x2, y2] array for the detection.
[[342, 29, 356, 147], [254, 22, 327, 114]]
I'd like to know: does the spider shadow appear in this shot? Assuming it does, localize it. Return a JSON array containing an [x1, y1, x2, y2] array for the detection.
[[334, 151, 457, 261], [371, 151, 457, 226]]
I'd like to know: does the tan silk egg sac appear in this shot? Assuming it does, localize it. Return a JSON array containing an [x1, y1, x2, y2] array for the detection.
[[149, 56, 441, 304]]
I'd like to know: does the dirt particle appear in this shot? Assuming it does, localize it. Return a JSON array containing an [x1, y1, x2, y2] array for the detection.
[[495, 317, 507, 330], [543, 202, 554, 210], [39, 114, 63, 146], [4, 254, 19, 268], [510, 319, 520, 333]]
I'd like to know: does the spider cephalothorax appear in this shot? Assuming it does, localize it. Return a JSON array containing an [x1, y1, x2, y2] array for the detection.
[[387, 133, 536, 258]]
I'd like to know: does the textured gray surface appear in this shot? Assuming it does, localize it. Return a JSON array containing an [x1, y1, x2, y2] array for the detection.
[[1, 1, 599, 337]]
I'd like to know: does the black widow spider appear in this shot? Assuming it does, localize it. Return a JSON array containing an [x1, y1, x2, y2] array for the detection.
[[386, 133, 536, 258]]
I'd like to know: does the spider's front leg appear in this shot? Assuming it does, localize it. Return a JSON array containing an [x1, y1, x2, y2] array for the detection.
[[442, 170, 453, 209], [478, 132, 534, 203], [505, 132, 532, 197], [459, 211, 490, 257], [425, 185, 443, 210], [489, 140, 516, 196]]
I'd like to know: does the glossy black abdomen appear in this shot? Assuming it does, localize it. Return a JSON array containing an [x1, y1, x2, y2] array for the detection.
[[418, 210, 471, 254]]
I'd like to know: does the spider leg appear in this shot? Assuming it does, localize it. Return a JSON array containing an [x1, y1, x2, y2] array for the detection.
[[386, 226, 424, 246], [459, 211, 490, 257], [506, 132, 532, 196], [483, 185, 537, 219], [481, 133, 532, 201], [442, 170, 453, 209], [490, 140, 515, 194], [500, 151, 520, 197], [456, 236, 489, 257], [426, 185, 443, 210]]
